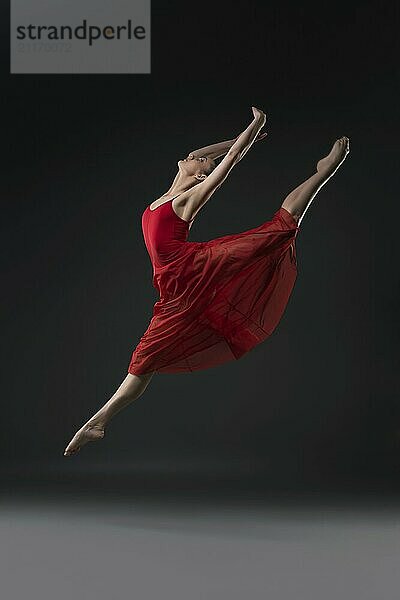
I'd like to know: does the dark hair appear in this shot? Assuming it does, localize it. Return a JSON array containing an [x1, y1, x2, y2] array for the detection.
[[207, 158, 216, 173]]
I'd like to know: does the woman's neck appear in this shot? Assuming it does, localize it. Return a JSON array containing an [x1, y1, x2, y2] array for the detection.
[[162, 172, 197, 198]]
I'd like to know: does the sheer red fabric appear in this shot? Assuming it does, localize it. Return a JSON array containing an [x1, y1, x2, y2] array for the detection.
[[127, 195, 300, 376]]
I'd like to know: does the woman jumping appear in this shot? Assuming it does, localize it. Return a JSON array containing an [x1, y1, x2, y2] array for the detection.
[[64, 107, 350, 456]]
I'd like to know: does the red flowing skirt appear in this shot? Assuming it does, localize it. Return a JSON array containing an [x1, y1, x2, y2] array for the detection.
[[128, 207, 299, 375]]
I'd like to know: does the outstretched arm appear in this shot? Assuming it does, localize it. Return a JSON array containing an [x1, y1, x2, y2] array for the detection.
[[185, 107, 266, 214], [187, 138, 238, 161], [229, 107, 266, 161], [187, 123, 267, 161]]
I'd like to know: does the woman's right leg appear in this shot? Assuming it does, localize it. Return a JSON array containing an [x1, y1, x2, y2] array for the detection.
[[63, 371, 155, 456], [282, 137, 350, 226]]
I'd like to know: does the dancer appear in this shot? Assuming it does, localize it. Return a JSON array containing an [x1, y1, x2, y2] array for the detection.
[[64, 107, 349, 456]]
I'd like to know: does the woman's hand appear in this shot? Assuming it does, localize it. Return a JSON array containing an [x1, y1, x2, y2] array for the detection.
[[252, 106, 266, 125], [228, 108, 268, 164]]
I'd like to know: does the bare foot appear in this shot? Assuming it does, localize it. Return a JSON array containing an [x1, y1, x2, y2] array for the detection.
[[317, 136, 350, 174], [64, 420, 105, 456]]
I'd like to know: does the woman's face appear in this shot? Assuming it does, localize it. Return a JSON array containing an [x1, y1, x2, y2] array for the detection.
[[178, 154, 215, 180]]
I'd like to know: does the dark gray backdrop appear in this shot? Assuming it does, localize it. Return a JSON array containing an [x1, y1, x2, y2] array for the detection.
[[2, 2, 399, 494]]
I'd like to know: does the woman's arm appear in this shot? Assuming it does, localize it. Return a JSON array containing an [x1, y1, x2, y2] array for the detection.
[[187, 138, 237, 161], [187, 128, 267, 161], [229, 107, 266, 161], [184, 108, 266, 212]]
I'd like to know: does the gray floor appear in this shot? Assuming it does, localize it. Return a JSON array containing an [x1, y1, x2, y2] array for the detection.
[[2, 493, 400, 599]]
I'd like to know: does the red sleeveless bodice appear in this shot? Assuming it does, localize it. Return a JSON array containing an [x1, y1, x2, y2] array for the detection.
[[128, 199, 300, 376]]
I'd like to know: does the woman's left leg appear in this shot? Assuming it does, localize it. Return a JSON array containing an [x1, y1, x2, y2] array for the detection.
[[63, 371, 155, 456], [282, 137, 350, 226]]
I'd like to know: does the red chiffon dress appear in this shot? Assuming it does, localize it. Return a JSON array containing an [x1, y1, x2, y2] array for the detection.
[[127, 194, 300, 376]]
